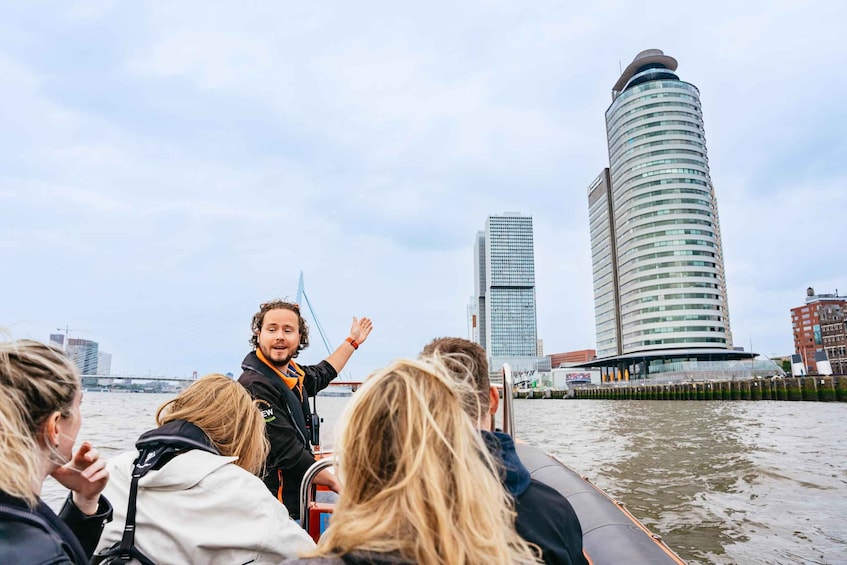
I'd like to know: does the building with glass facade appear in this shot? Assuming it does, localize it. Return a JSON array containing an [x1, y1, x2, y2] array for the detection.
[[97, 351, 112, 375], [588, 168, 620, 358], [471, 231, 487, 350], [580, 50, 780, 382], [469, 212, 541, 373], [590, 49, 732, 356], [67, 338, 99, 375]]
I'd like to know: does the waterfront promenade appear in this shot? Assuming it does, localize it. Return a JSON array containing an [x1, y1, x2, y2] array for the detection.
[[517, 376, 847, 401]]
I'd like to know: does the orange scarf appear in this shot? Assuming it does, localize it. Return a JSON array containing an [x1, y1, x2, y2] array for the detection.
[[256, 348, 305, 401]]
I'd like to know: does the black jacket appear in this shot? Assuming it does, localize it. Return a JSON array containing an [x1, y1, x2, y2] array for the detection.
[[0, 490, 112, 564], [238, 351, 337, 517], [482, 431, 588, 565]]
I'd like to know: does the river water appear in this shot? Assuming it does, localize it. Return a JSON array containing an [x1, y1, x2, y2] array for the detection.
[[43, 393, 847, 564]]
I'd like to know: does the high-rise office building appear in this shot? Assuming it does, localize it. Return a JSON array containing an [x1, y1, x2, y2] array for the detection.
[[67, 338, 99, 375], [97, 351, 112, 375], [470, 212, 539, 372], [471, 231, 487, 350], [590, 49, 732, 357], [49, 333, 65, 349], [580, 50, 776, 382]]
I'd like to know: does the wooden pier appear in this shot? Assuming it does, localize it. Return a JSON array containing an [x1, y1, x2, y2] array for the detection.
[[513, 376, 847, 401]]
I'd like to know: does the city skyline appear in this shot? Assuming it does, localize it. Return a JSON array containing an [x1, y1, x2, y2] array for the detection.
[[1, 2, 845, 377]]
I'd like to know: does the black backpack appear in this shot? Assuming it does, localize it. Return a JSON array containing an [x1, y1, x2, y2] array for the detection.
[[92, 421, 220, 565]]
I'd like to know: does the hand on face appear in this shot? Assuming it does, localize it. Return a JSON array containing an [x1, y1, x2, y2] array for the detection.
[[349, 317, 374, 345], [51, 441, 109, 515]]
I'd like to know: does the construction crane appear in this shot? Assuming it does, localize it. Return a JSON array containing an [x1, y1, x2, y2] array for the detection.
[[54, 326, 90, 351]]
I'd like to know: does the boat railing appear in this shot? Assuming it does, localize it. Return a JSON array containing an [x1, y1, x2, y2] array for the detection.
[[299, 457, 336, 541]]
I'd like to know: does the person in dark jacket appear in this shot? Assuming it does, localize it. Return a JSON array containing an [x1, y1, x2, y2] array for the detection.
[[0, 339, 112, 564], [421, 337, 589, 565], [239, 300, 372, 518]]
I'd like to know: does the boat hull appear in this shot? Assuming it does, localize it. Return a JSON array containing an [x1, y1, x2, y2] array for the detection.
[[515, 443, 685, 565]]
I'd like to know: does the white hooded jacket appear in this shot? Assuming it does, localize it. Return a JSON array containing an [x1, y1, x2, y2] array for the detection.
[[96, 449, 316, 564]]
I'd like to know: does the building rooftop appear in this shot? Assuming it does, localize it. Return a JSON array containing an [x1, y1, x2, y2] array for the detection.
[[612, 48, 678, 94], [574, 348, 755, 368]]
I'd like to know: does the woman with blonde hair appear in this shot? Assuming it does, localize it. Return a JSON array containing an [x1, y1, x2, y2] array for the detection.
[[0, 339, 112, 564], [285, 357, 541, 565], [95, 373, 315, 564]]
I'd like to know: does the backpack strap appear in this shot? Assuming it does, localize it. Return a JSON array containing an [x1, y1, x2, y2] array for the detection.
[[93, 420, 220, 565]]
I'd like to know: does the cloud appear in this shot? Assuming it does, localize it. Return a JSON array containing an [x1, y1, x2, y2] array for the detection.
[[1, 1, 845, 377]]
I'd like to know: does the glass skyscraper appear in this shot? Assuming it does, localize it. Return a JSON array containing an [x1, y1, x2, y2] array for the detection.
[[589, 49, 733, 357], [67, 338, 100, 375], [471, 212, 538, 371]]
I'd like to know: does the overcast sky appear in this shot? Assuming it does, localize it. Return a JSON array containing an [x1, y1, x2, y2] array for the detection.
[[2, 1, 845, 378]]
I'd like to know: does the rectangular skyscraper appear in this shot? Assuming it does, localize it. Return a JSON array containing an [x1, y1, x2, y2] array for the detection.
[[471, 212, 538, 371], [589, 49, 733, 357], [67, 338, 99, 375], [473, 230, 487, 350], [97, 351, 112, 375], [588, 168, 621, 358], [49, 333, 65, 348]]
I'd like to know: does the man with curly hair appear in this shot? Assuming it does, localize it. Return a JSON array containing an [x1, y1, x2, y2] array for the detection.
[[238, 300, 373, 518]]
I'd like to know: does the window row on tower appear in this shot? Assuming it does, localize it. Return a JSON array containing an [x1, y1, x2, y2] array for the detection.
[[620, 270, 719, 291], [606, 99, 700, 132], [621, 292, 722, 310], [610, 129, 705, 163], [616, 148, 706, 173], [622, 302, 722, 318], [620, 281, 720, 301], [614, 138, 706, 166], [629, 336, 728, 349]]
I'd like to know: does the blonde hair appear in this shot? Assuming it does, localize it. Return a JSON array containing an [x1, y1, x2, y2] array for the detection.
[[156, 374, 269, 475], [313, 357, 540, 565], [0, 339, 80, 506]]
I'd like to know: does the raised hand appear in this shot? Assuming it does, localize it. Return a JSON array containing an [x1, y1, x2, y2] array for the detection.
[[349, 317, 374, 345], [51, 441, 109, 515]]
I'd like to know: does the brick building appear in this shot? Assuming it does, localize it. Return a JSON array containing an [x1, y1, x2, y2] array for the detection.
[[549, 349, 597, 367], [791, 287, 847, 374]]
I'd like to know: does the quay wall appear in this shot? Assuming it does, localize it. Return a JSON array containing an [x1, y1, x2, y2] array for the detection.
[[513, 376, 847, 401]]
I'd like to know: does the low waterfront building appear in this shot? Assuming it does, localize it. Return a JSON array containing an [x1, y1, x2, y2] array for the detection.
[[573, 348, 784, 384]]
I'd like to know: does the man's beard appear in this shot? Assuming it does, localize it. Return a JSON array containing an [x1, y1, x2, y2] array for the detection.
[[261, 344, 293, 368]]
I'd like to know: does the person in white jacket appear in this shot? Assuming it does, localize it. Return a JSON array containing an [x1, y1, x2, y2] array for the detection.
[[95, 374, 316, 564]]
